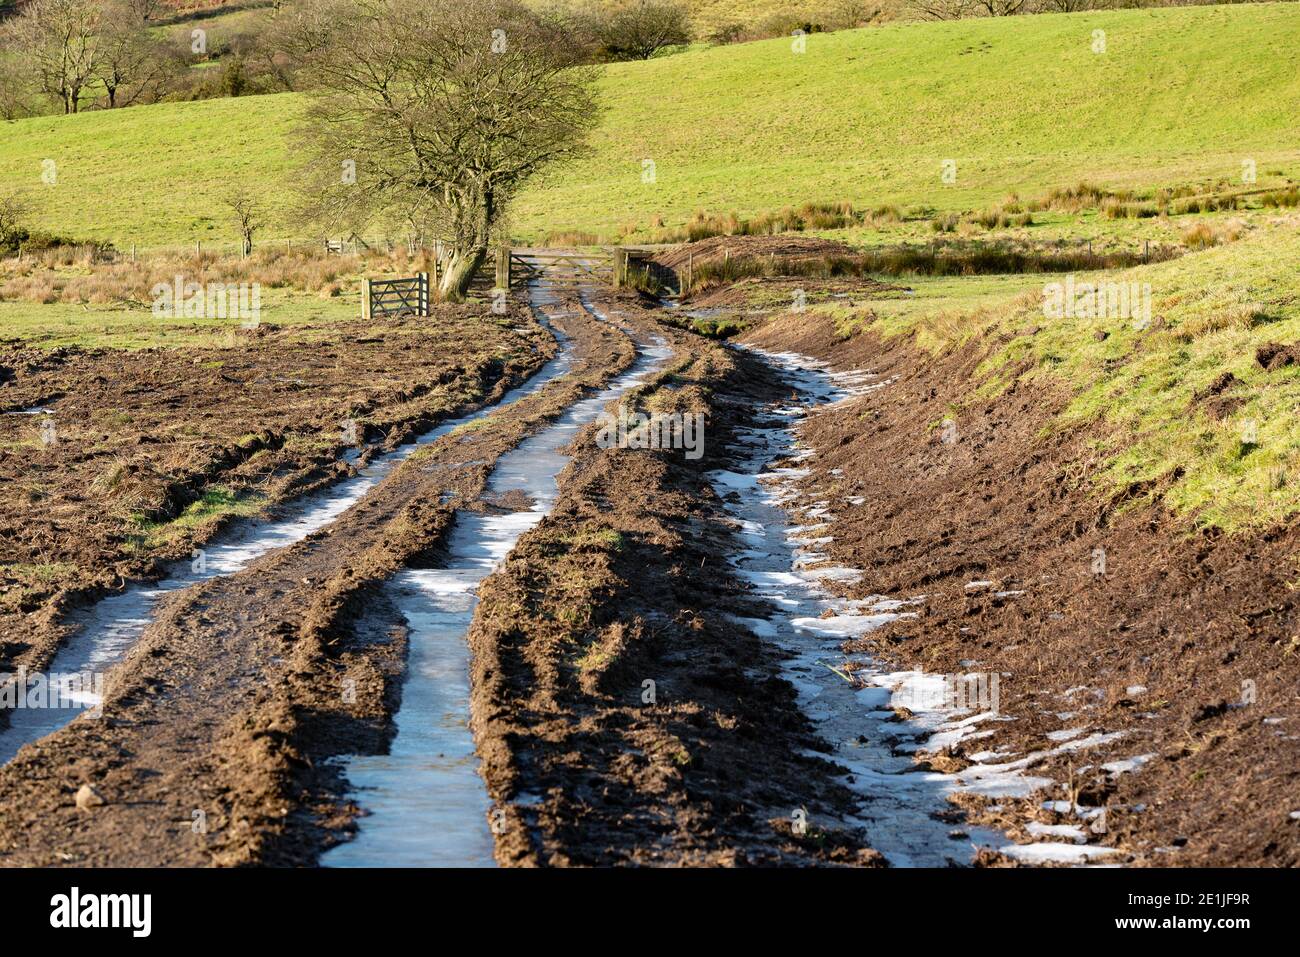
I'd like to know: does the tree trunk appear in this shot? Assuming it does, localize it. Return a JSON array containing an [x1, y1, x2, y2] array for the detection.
[[438, 245, 487, 302], [438, 188, 494, 302]]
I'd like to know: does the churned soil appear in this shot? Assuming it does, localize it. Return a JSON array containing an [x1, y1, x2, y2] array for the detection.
[[0, 292, 639, 866], [467, 313, 885, 867], [0, 307, 548, 689], [740, 308, 1300, 867]]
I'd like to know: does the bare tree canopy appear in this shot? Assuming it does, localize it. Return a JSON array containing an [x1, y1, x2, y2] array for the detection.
[[581, 0, 692, 61], [94, 1, 179, 108], [286, 0, 599, 300], [0, 0, 102, 114], [0, 0, 176, 114], [906, 0, 1028, 17]]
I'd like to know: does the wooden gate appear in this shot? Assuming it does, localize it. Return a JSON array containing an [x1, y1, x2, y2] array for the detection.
[[505, 249, 618, 288], [362, 273, 429, 320]]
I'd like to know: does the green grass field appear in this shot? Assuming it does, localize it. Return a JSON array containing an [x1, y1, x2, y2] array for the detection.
[[1, 5, 1298, 248]]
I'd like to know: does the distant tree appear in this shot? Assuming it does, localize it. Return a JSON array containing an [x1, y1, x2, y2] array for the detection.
[[972, 0, 1028, 14], [0, 55, 32, 119], [0, 191, 29, 241], [585, 0, 691, 61], [0, 0, 102, 114], [286, 0, 599, 301], [905, 0, 973, 19], [94, 3, 178, 108], [219, 55, 249, 96], [224, 189, 264, 256], [121, 0, 163, 21], [911, 0, 1029, 14]]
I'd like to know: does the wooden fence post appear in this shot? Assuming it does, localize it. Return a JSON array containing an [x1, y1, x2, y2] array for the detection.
[[418, 272, 429, 317], [613, 247, 629, 287], [496, 247, 511, 290], [430, 255, 440, 299], [362, 278, 373, 322]]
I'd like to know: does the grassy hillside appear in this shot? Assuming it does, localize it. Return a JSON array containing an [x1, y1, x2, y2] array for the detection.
[[835, 217, 1300, 532], [0, 4, 1297, 247]]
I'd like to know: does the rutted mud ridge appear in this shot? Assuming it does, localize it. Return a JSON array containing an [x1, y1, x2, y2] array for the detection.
[[468, 331, 891, 865], [324, 292, 672, 867], [0, 284, 644, 866], [738, 310, 1300, 867], [0, 310, 549, 688]]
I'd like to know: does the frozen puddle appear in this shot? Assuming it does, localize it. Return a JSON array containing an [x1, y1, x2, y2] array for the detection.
[[324, 288, 671, 867], [711, 349, 1002, 865], [718, 346, 1125, 866], [0, 295, 582, 766]]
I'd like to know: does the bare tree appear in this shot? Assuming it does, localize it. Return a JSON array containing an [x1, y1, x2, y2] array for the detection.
[[0, 55, 34, 119], [583, 0, 691, 61], [95, 3, 178, 108], [907, 0, 1027, 16], [905, 0, 974, 19], [287, 0, 598, 301], [121, 0, 164, 21], [0, 0, 102, 114], [972, 0, 1028, 14], [224, 190, 264, 256]]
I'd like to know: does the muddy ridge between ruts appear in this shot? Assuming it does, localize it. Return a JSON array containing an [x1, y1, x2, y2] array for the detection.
[[737, 310, 1300, 867], [468, 325, 888, 866], [0, 307, 549, 694], [0, 289, 644, 866]]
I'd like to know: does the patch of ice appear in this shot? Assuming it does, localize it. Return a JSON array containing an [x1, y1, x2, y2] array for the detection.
[[1047, 727, 1087, 742], [1025, 822, 1087, 844], [790, 613, 898, 638], [1000, 843, 1120, 864], [1100, 753, 1156, 775]]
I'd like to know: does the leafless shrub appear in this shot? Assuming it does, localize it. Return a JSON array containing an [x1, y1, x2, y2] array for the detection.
[[577, 0, 691, 61]]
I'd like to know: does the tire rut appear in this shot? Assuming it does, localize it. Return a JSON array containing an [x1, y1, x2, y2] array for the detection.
[[0, 284, 656, 867]]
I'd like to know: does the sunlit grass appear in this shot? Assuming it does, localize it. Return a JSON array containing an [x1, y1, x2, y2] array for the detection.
[[0, 7, 1298, 247], [825, 218, 1300, 531]]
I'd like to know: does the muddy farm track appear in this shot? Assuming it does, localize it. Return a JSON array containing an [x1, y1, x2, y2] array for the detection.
[[0, 265, 1296, 868]]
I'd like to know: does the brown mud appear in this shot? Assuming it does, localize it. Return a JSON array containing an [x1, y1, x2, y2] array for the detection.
[[0, 291, 641, 865], [0, 307, 548, 685], [467, 315, 885, 866], [739, 306, 1300, 867]]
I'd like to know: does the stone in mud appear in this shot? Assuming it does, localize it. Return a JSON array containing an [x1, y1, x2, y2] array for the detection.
[[75, 784, 105, 811]]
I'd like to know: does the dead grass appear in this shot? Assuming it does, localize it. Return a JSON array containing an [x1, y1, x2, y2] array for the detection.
[[0, 245, 443, 307]]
